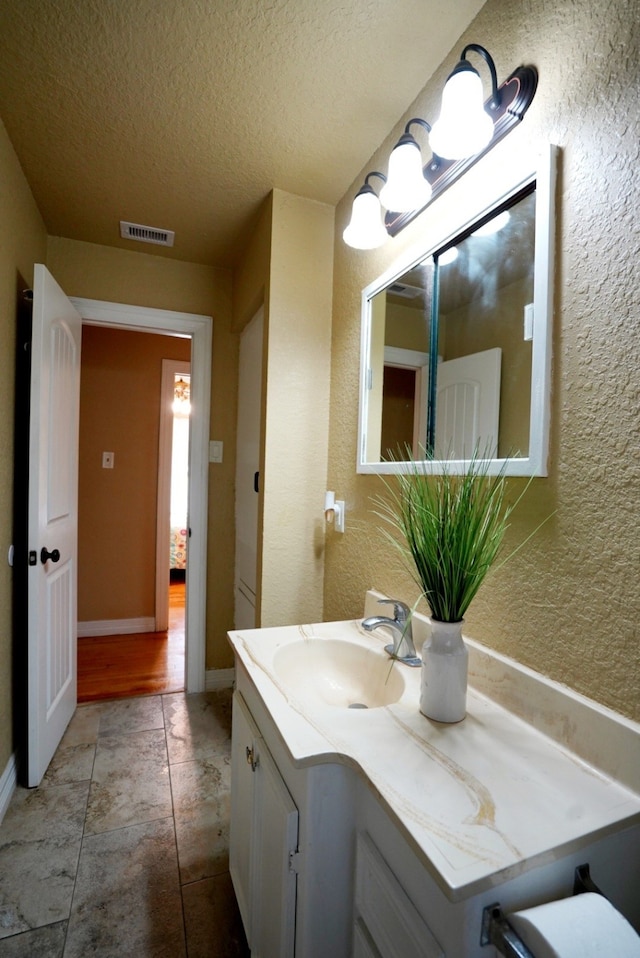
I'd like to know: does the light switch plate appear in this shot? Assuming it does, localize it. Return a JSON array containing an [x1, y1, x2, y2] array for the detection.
[[524, 303, 534, 341], [209, 440, 223, 463], [102, 451, 114, 469]]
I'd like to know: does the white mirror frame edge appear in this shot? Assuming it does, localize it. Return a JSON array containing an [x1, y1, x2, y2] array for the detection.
[[70, 297, 212, 692], [357, 142, 558, 478]]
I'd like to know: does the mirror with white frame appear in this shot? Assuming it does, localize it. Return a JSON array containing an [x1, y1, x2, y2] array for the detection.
[[357, 144, 557, 476]]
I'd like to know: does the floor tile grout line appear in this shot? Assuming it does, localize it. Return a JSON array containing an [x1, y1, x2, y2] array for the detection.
[[95, 724, 166, 740], [59, 747, 94, 958], [179, 865, 234, 889], [83, 812, 177, 840], [161, 693, 191, 956]]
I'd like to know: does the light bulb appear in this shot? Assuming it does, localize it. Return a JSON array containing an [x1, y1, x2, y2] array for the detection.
[[429, 67, 494, 160], [342, 188, 388, 249], [379, 139, 432, 213]]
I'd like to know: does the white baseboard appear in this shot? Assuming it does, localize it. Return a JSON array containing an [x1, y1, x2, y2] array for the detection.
[[0, 753, 17, 824], [205, 667, 235, 691], [78, 617, 156, 638]]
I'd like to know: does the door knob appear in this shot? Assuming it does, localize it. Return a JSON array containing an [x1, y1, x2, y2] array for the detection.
[[40, 547, 60, 564]]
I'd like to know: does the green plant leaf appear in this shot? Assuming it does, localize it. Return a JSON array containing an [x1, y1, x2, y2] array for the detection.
[[371, 451, 545, 622]]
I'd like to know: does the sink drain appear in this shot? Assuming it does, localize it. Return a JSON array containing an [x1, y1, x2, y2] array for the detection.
[[348, 702, 368, 709]]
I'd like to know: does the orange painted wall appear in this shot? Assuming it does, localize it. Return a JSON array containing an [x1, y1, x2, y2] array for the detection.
[[78, 325, 190, 623]]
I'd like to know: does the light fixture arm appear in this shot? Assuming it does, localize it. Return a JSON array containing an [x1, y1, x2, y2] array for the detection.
[[403, 117, 432, 137], [362, 171, 387, 190], [392, 118, 432, 155], [459, 43, 500, 109]]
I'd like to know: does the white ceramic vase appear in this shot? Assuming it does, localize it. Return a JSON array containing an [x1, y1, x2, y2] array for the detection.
[[420, 619, 468, 723]]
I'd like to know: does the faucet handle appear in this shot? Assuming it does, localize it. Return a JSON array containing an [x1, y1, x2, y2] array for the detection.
[[377, 598, 411, 624]]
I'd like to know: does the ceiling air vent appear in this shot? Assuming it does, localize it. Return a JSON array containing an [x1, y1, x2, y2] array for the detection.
[[120, 221, 175, 247], [388, 282, 423, 300]]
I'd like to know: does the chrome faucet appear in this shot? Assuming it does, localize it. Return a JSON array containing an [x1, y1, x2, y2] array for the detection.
[[361, 599, 421, 667]]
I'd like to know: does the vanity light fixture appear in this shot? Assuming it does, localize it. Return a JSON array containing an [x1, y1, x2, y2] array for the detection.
[[343, 44, 537, 250], [379, 119, 433, 213], [342, 171, 388, 249]]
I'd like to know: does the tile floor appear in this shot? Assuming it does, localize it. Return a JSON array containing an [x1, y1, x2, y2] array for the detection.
[[0, 690, 250, 957]]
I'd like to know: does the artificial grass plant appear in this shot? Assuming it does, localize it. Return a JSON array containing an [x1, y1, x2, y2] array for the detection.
[[373, 454, 536, 623]]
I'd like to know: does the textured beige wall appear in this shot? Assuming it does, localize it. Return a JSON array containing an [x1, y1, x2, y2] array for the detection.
[[260, 191, 335, 626], [232, 191, 334, 629], [78, 327, 190, 621], [325, 0, 640, 720], [47, 237, 236, 670], [232, 194, 272, 333], [0, 119, 47, 772]]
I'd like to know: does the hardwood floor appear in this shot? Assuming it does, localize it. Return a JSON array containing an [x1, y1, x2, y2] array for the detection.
[[77, 582, 185, 703]]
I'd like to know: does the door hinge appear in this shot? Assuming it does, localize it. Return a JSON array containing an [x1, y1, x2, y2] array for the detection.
[[245, 745, 259, 772], [289, 849, 302, 874]]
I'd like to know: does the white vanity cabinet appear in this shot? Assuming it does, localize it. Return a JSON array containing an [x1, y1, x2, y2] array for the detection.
[[228, 617, 640, 958], [230, 691, 299, 958], [230, 679, 448, 958]]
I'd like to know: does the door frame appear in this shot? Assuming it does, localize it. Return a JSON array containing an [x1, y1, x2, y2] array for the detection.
[[70, 297, 212, 693]]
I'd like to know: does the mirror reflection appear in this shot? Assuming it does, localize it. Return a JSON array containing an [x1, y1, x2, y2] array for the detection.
[[434, 187, 535, 460], [364, 185, 539, 467]]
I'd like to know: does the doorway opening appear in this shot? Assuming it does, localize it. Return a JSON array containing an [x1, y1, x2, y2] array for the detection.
[[76, 329, 191, 702], [168, 368, 191, 604], [70, 297, 213, 697]]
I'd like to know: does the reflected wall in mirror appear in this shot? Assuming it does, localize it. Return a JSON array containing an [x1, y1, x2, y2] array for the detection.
[[358, 144, 557, 477]]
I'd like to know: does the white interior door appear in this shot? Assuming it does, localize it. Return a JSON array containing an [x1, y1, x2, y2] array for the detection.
[[27, 265, 81, 786], [435, 347, 502, 459]]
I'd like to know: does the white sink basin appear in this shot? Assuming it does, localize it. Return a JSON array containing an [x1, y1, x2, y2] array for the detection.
[[272, 638, 405, 709]]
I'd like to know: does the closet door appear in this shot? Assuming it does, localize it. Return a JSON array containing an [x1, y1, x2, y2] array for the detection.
[[234, 306, 263, 628]]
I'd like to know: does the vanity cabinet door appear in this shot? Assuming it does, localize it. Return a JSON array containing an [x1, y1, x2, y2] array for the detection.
[[251, 735, 299, 957], [230, 691, 259, 941], [355, 832, 444, 958], [230, 691, 299, 958]]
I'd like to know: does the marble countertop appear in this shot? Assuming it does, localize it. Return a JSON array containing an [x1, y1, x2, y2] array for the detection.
[[227, 601, 640, 901]]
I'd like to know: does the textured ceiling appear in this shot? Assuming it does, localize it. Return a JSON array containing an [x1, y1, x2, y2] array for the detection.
[[0, 0, 486, 267]]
